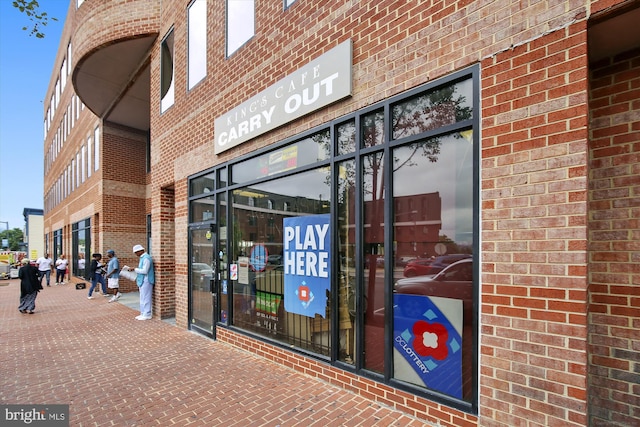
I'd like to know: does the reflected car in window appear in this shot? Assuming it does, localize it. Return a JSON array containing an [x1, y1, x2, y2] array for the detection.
[[395, 258, 473, 319], [267, 254, 283, 265], [402, 253, 471, 277], [191, 262, 213, 290]]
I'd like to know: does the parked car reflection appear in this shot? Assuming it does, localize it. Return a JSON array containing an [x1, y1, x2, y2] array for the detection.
[[402, 253, 471, 277], [395, 258, 473, 320], [191, 262, 213, 291]]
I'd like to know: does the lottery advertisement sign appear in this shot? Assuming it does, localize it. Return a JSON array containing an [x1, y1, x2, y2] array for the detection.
[[283, 214, 330, 318], [393, 294, 463, 398]]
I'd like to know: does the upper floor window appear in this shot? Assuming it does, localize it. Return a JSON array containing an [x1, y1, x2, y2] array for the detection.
[[160, 30, 175, 113], [284, 0, 297, 9], [188, 0, 207, 90], [226, 0, 254, 57], [94, 126, 100, 172]]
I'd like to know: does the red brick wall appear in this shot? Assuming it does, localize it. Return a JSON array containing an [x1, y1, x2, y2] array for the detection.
[[101, 123, 149, 293], [588, 47, 640, 427], [480, 22, 590, 426]]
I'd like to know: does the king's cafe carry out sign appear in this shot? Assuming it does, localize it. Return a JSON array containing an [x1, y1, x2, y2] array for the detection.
[[214, 40, 353, 154]]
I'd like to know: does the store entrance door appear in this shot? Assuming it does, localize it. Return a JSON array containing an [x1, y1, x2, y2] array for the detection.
[[189, 225, 217, 338]]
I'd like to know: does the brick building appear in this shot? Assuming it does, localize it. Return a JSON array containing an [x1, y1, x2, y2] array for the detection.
[[43, 1, 639, 425]]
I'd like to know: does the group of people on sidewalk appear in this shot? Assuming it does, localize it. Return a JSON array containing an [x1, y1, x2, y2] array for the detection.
[[87, 249, 122, 303], [32, 253, 70, 287], [18, 244, 154, 320]]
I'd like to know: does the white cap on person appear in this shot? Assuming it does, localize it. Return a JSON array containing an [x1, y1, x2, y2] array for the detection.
[[133, 244, 145, 253]]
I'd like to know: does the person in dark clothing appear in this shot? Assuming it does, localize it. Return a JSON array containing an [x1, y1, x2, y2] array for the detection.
[[18, 258, 42, 314], [88, 253, 107, 299]]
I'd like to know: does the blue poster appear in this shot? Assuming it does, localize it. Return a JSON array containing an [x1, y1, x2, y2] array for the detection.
[[393, 293, 463, 398], [283, 214, 330, 318]]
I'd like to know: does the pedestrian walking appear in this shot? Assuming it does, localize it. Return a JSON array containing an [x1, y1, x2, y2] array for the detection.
[[105, 249, 121, 302], [127, 244, 155, 320], [35, 253, 53, 287], [87, 253, 107, 299], [18, 258, 42, 314], [55, 254, 69, 285]]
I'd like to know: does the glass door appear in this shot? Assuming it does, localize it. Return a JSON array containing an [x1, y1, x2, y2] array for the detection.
[[190, 225, 217, 336]]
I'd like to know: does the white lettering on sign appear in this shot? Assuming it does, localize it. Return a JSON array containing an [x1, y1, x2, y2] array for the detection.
[[284, 73, 339, 114], [218, 106, 276, 147], [214, 39, 352, 154], [283, 223, 329, 278]]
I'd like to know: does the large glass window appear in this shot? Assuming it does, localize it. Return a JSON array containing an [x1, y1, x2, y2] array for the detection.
[[231, 166, 331, 354], [362, 151, 386, 373], [226, 0, 254, 56], [72, 219, 91, 280], [53, 229, 63, 260], [188, 0, 207, 89], [391, 131, 474, 400], [337, 159, 356, 364]]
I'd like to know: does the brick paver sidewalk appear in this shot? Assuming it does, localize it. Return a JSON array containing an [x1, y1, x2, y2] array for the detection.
[[0, 279, 423, 426]]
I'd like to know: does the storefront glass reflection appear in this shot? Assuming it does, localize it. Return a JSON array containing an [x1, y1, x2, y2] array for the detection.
[[231, 167, 333, 355], [391, 131, 474, 399]]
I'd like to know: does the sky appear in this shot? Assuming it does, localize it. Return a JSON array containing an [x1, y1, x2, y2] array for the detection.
[[0, 0, 69, 232]]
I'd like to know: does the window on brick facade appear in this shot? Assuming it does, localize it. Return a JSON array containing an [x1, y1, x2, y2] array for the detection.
[[76, 152, 80, 187], [53, 229, 62, 259], [188, 0, 207, 90], [72, 219, 91, 279], [226, 0, 254, 57], [67, 42, 72, 76], [87, 134, 92, 178], [284, 0, 297, 9], [94, 126, 100, 172], [160, 30, 175, 113], [81, 144, 86, 183]]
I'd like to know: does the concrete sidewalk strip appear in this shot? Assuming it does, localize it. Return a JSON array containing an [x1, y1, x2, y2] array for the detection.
[[0, 279, 421, 426]]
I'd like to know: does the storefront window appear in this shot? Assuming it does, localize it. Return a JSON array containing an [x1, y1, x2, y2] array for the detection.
[[53, 229, 63, 259], [71, 219, 91, 280], [362, 152, 385, 373], [231, 167, 331, 354], [191, 196, 215, 223], [391, 131, 474, 400], [391, 78, 473, 140], [337, 159, 356, 364], [362, 109, 384, 148], [190, 172, 215, 196], [337, 119, 355, 155]]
